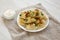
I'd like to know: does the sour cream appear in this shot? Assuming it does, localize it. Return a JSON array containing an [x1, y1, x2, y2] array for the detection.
[[3, 9, 16, 19]]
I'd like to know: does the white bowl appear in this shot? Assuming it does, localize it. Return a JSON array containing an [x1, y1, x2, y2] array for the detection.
[[17, 8, 49, 32]]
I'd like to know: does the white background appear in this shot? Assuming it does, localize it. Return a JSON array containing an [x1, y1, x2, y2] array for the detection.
[[0, 0, 60, 40]]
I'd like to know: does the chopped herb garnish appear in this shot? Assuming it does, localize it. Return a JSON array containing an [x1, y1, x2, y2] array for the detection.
[[20, 14, 22, 16], [29, 10, 32, 12], [41, 12, 44, 16], [31, 12, 34, 16], [33, 22, 37, 26]]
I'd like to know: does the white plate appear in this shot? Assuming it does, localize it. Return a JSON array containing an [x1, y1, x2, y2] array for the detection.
[[17, 8, 49, 32]]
